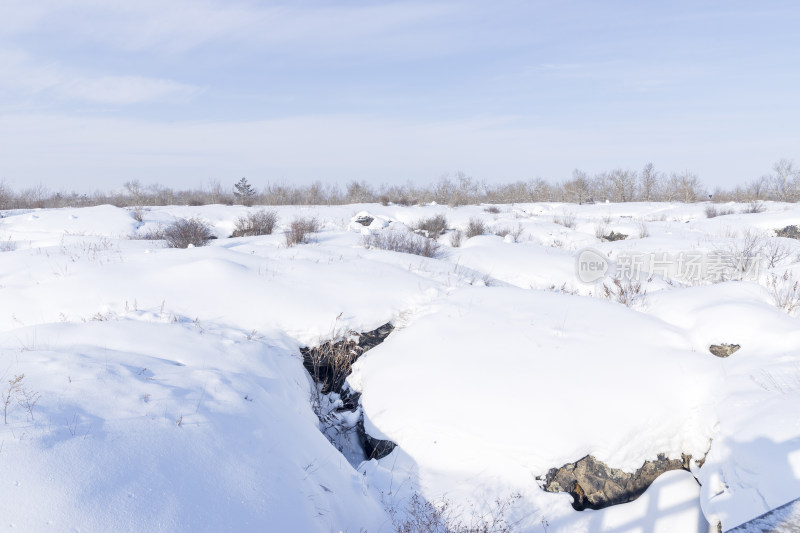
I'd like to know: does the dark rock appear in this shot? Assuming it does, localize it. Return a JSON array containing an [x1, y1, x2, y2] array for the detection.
[[353, 214, 375, 226], [358, 419, 396, 460], [776, 225, 800, 239], [543, 454, 691, 510], [709, 343, 740, 358], [300, 323, 394, 394], [603, 231, 628, 242]]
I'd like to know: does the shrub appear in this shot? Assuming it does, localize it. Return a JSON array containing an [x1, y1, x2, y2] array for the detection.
[[594, 222, 608, 240], [232, 209, 278, 237], [722, 229, 767, 280], [637, 221, 650, 238], [414, 214, 448, 239], [553, 212, 576, 229], [389, 492, 521, 533], [603, 277, 646, 307], [484, 205, 501, 214], [163, 217, 214, 248], [743, 200, 766, 214], [766, 270, 800, 314], [284, 217, 320, 246], [450, 230, 464, 248], [139, 225, 165, 241], [362, 230, 442, 258], [465, 217, 486, 238], [705, 205, 734, 218]]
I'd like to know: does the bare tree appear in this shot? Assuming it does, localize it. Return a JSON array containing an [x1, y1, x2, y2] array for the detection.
[[563, 169, 593, 204], [638, 163, 663, 202], [768, 159, 799, 201], [607, 168, 638, 202], [745, 175, 769, 201], [666, 170, 704, 203]]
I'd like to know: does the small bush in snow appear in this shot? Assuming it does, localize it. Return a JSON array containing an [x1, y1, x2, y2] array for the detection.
[[553, 212, 576, 229], [766, 270, 800, 314], [362, 231, 442, 258], [413, 214, 448, 239], [764, 239, 792, 268], [484, 205, 501, 214], [233, 209, 278, 237], [129, 205, 145, 222], [0, 238, 15, 252], [705, 205, 734, 218], [389, 491, 521, 533], [637, 221, 650, 238], [465, 217, 486, 238], [284, 217, 320, 246], [594, 221, 608, 240], [138, 225, 165, 241], [602, 277, 646, 307], [2, 374, 39, 424], [163, 217, 214, 248], [450, 229, 464, 248], [743, 200, 766, 214], [722, 229, 767, 280]]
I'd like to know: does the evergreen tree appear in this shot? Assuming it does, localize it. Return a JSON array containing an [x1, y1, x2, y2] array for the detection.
[[233, 177, 256, 206]]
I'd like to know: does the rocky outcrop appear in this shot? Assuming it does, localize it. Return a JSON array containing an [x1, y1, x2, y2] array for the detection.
[[542, 454, 691, 510], [709, 343, 740, 358]]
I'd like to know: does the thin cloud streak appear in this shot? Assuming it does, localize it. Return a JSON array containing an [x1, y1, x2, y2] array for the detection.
[[0, 113, 795, 191], [0, 51, 199, 105]]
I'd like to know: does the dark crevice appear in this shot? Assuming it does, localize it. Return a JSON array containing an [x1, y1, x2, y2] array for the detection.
[[301, 322, 397, 462]]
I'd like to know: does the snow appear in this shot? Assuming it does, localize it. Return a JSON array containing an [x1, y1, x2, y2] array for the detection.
[[1, 201, 799, 531]]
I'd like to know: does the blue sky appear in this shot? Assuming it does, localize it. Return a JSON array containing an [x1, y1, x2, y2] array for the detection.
[[1, 0, 798, 192]]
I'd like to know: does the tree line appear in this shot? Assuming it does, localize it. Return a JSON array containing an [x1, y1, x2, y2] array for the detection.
[[0, 160, 798, 209]]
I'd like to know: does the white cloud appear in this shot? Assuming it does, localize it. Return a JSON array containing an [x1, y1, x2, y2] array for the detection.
[[0, 50, 198, 104], [2, 0, 474, 57]]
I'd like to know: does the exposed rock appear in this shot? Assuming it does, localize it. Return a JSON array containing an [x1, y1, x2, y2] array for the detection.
[[358, 419, 396, 460], [352, 213, 375, 226], [709, 343, 740, 358], [543, 454, 691, 510], [776, 225, 800, 239], [602, 231, 628, 242], [301, 323, 394, 394]]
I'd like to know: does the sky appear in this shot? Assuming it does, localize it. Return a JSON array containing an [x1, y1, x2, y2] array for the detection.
[[0, 0, 799, 192]]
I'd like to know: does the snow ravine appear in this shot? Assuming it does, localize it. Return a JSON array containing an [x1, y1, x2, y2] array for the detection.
[[1, 201, 799, 532]]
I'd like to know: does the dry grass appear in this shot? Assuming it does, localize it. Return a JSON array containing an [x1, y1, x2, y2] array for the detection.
[[413, 214, 448, 239], [602, 277, 647, 307], [705, 205, 735, 218], [284, 217, 320, 246], [553, 212, 576, 229], [363, 231, 442, 258], [766, 270, 800, 314]]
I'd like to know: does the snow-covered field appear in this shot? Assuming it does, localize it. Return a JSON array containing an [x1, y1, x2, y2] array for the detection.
[[1, 201, 799, 532]]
